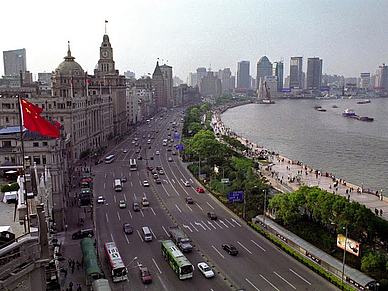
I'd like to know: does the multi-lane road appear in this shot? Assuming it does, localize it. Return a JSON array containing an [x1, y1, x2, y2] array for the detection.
[[93, 109, 338, 290]]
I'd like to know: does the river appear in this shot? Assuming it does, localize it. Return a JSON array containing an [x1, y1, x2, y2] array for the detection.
[[221, 98, 388, 193]]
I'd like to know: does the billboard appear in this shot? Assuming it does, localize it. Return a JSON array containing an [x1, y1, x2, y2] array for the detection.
[[360, 73, 370, 78], [337, 234, 360, 257], [229, 191, 243, 202]]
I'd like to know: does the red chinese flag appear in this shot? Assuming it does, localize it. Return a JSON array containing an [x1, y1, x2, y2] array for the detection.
[[54, 121, 61, 128], [21, 98, 60, 138], [87, 79, 90, 83], [105, 20, 108, 23]]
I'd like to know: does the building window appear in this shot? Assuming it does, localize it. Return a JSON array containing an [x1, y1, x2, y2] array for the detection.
[[2, 141, 11, 147], [42, 142, 48, 146], [42, 155, 46, 164], [33, 142, 39, 147], [5, 117, 9, 123], [33, 156, 41, 165]]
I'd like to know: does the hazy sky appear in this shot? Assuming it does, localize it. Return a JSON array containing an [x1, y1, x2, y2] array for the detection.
[[2, 0, 387, 81]]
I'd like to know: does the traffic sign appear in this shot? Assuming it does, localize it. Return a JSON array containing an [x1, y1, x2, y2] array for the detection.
[[174, 133, 180, 139], [221, 178, 229, 184], [229, 191, 243, 202], [175, 144, 184, 150]]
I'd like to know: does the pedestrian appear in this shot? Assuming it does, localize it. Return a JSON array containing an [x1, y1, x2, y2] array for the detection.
[[375, 208, 379, 215], [76, 260, 80, 270], [380, 209, 383, 216], [65, 224, 68, 231], [71, 264, 75, 273], [348, 195, 350, 201], [68, 258, 72, 267], [69, 281, 73, 291]]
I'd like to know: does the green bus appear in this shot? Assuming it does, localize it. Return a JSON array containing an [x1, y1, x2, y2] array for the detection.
[[161, 240, 194, 280]]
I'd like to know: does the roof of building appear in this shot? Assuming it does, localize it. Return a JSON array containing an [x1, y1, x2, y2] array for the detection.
[[152, 61, 162, 77], [55, 42, 84, 76]]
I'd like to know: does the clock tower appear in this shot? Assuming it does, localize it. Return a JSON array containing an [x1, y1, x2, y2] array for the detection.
[[96, 33, 116, 77]]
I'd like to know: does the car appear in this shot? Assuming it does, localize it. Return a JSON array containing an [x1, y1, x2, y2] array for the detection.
[[172, 151, 177, 155], [134, 137, 138, 141], [94, 159, 102, 165], [133, 202, 140, 212], [142, 180, 149, 187], [121, 176, 127, 182], [139, 266, 152, 284], [135, 142, 139, 146], [156, 166, 162, 170], [151, 169, 157, 175], [97, 196, 105, 204], [222, 243, 238, 255], [147, 166, 154, 171], [196, 187, 205, 193], [152, 173, 158, 179], [119, 200, 126, 208], [132, 140, 136, 144], [207, 212, 217, 220], [183, 181, 190, 187], [155, 150, 160, 155], [197, 262, 214, 278], [123, 148, 128, 153], [158, 169, 164, 175], [167, 147, 172, 151], [185, 197, 193, 204], [155, 178, 161, 184], [141, 197, 149, 206], [123, 223, 133, 234], [168, 157, 173, 162], [142, 135, 146, 138], [135, 148, 141, 153]]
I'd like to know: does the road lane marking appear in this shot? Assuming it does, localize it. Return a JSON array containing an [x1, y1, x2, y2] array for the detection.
[[206, 202, 214, 209], [114, 195, 117, 203], [182, 224, 192, 232], [195, 221, 206, 230], [208, 221, 217, 229], [289, 269, 311, 285], [140, 209, 144, 217], [259, 274, 280, 291], [213, 221, 223, 229], [195, 203, 203, 210], [186, 204, 193, 212], [245, 278, 261, 291], [212, 245, 225, 259], [219, 219, 229, 228], [124, 193, 127, 201], [117, 212, 121, 221], [105, 213, 109, 223], [150, 227, 157, 239], [251, 240, 266, 252], [151, 207, 156, 216], [201, 220, 212, 230], [125, 234, 130, 244], [231, 218, 241, 227], [175, 204, 182, 213], [190, 222, 199, 232], [130, 181, 133, 187], [110, 233, 114, 241], [237, 241, 252, 254], [103, 182, 106, 189], [152, 258, 162, 274], [273, 271, 296, 289], [128, 210, 132, 219], [136, 229, 143, 242], [162, 226, 169, 236], [224, 218, 235, 227]]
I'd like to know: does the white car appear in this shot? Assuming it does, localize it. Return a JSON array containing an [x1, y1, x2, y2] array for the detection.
[[142, 180, 150, 187], [155, 150, 160, 155], [197, 262, 214, 278], [141, 197, 150, 206], [183, 181, 190, 187], [123, 148, 128, 153], [97, 196, 105, 204]]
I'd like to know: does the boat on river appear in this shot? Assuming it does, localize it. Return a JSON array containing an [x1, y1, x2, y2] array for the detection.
[[357, 99, 371, 104], [314, 106, 326, 112], [342, 108, 374, 121]]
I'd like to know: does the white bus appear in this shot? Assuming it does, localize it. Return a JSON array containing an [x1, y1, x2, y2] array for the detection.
[[129, 159, 137, 171], [114, 179, 122, 192], [104, 242, 128, 282], [105, 155, 115, 164]]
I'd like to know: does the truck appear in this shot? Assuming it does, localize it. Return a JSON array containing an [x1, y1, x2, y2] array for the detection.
[[168, 226, 193, 252]]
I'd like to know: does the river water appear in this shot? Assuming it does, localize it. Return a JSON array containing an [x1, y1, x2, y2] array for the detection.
[[221, 98, 388, 193]]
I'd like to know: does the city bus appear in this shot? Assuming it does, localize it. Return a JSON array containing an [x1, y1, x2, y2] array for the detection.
[[129, 158, 137, 171], [114, 179, 122, 192], [105, 154, 115, 164], [161, 240, 194, 280], [104, 242, 128, 282]]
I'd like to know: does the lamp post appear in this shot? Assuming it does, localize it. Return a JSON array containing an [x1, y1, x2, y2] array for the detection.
[[341, 226, 348, 289], [263, 189, 267, 225]]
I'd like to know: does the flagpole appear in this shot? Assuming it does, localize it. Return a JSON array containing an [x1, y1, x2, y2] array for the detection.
[[17, 95, 30, 233]]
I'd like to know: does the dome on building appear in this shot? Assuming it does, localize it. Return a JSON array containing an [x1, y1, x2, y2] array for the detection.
[[257, 56, 270, 65], [54, 42, 84, 76]]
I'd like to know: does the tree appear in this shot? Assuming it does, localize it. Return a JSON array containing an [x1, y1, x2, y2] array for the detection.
[[361, 252, 385, 273]]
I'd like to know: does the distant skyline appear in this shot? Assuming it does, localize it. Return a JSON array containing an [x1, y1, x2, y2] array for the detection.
[[1, 0, 387, 82]]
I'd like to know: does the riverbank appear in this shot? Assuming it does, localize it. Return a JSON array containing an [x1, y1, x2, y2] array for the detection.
[[211, 109, 388, 220]]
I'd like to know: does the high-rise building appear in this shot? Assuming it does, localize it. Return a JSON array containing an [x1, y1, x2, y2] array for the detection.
[[237, 61, 250, 89], [187, 72, 197, 87], [219, 68, 231, 94], [360, 73, 371, 89], [199, 69, 222, 96], [272, 61, 284, 91], [289, 57, 303, 89], [196, 67, 207, 92], [160, 64, 174, 107], [375, 64, 388, 90], [306, 57, 323, 90], [230, 75, 236, 89], [256, 56, 272, 90], [3, 48, 26, 76]]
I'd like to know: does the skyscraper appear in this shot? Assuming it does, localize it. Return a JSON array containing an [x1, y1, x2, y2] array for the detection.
[[196, 67, 207, 92], [360, 73, 371, 89], [256, 56, 272, 90], [375, 64, 388, 90], [272, 61, 284, 92], [160, 64, 174, 107], [219, 68, 232, 94], [237, 61, 250, 89], [289, 57, 303, 89], [306, 57, 323, 90], [3, 48, 26, 77]]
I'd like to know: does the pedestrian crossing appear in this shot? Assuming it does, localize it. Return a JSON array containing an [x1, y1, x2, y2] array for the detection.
[[182, 217, 242, 233]]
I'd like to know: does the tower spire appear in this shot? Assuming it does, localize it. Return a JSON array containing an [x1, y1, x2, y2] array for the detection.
[[105, 20, 108, 34]]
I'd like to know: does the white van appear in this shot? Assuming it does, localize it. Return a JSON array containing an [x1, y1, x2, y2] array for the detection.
[[162, 139, 168, 146], [142, 226, 152, 242]]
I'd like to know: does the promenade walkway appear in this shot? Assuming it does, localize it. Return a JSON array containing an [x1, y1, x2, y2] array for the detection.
[[211, 110, 388, 221]]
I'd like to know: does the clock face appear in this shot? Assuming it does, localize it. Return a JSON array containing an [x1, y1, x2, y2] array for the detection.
[[102, 50, 109, 58]]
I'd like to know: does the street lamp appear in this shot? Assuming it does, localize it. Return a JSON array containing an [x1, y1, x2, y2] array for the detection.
[[126, 256, 138, 269], [263, 189, 267, 225], [341, 226, 348, 289]]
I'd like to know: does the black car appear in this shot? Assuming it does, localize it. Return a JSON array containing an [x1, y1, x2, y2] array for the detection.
[[123, 223, 133, 234], [133, 202, 140, 212], [222, 243, 238, 255], [207, 212, 217, 220]]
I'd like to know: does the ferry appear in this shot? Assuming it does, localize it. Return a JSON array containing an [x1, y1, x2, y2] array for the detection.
[[356, 99, 371, 104], [342, 109, 374, 121]]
